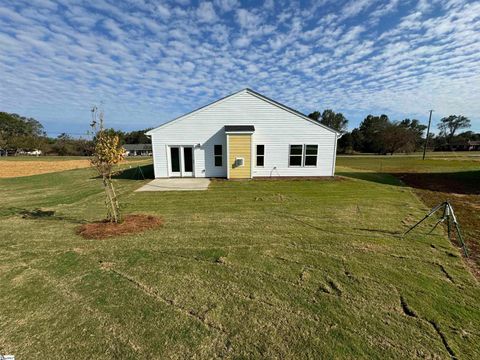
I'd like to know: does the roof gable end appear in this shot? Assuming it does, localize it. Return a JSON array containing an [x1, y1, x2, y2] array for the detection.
[[146, 89, 339, 135]]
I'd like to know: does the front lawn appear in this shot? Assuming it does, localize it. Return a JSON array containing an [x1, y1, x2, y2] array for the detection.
[[0, 163, 478, 358]]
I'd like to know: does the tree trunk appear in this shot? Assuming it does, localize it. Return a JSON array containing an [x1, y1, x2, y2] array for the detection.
[[108, 176, 121, 223], [102, 176, 119, 223]]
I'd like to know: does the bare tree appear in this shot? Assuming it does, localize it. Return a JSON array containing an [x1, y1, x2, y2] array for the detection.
[[90, 106, 125, 223]]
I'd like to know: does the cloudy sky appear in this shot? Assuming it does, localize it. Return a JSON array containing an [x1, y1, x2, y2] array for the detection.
[[0, 0, 479, 137]]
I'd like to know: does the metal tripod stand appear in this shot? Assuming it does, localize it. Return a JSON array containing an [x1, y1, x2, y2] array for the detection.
[[403, 201, 468, 257]]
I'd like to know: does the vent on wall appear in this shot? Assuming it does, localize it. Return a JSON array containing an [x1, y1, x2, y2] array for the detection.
[[235, 157, 244, 167]]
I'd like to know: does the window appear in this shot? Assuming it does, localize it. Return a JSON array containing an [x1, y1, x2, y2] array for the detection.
[[304, 145, 318, 166], [214, 145, 222, 166], [289, 144, 318, 167], [289, 145, 303, 166], [256, 145, 265, 167]]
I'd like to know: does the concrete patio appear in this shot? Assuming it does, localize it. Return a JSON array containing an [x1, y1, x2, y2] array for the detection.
[[135, 178, 211, 192]]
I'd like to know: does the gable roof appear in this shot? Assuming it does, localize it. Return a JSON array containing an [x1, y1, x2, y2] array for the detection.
[[123, 144, 152, 151], [146, 88, 339, 135]]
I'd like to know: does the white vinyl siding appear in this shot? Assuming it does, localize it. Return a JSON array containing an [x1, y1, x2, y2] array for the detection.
[[149, 90, 337, 178]]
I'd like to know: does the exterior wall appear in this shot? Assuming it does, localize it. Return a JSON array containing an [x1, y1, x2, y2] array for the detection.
[[149, 91, 337, 178], [228, 134, 251, 179]]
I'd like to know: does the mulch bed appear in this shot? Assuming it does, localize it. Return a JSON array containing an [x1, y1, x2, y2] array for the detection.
[[77, 214, 164, 239]]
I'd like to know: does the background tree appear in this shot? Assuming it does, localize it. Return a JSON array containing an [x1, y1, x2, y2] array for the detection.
[[320, 109, 348, 133], [90, 106, 125, 223], [307, 111, 321, 121], [380, 122, 417, 155], [398, 119, 427, 149], [357, 114, 389, 153], [438, 115, 471, 141], [0, 112, 45, 152], [124, 129, 152, 144], [308, 109, 348, 133]]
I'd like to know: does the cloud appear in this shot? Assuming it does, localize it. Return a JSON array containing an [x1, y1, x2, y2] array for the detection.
[[214, 0, 238, 12], [0, 0, 478, 135], [156, 4, 171, 19], [233, 35, 251, 48], [236, 8, 261, 29], [196, 2, 218, 23]]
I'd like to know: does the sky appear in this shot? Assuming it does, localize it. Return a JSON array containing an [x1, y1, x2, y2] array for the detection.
[[0, 0, 479, 137]]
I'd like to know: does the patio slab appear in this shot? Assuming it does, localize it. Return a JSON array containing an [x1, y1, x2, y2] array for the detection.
[[135, 178, 211, 192]]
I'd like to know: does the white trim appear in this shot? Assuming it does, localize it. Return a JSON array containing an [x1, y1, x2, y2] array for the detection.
[[331, 134, 338, 176], [304, 144, 319, 168], [255, 144, 265, 168], [167, 145, 195, 177], [226, 134, 230, 179], [214, 144, 223, 167], [250, 136, 253, 178], [288, 144, 319, 168], [146, 89, 340, 135], [288, 144, 304, 167]]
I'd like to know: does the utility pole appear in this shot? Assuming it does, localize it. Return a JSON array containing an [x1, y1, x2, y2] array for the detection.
[[422, 110, 433, 160]]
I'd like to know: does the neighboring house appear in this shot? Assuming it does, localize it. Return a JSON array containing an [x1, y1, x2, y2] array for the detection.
[[467, 140, 480, 151], [124, 144, 152, 156], [443, 140, 480, 151], [146, 88, 340, 179]]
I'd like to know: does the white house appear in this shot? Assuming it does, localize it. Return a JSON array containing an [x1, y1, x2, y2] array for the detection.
[[146, 89, 340, 179]]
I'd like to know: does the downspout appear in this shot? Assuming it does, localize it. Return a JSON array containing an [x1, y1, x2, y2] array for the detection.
[[331, 132, 343, 177]]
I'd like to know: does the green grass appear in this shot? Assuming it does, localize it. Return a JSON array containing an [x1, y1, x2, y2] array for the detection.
[[337, 153, 480, 173], [0, 161, 479, 358]]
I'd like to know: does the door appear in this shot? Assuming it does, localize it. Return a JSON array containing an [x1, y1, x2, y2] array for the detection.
[[170, 147, 181, 177], [182, 147, 193, 177], [169, 146, 194, 177]]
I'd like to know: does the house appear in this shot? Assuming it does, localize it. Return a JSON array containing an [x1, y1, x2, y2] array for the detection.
[[123, 144, 152, 156], [467, 140, 480, 151], [146, 89, 340, 179]]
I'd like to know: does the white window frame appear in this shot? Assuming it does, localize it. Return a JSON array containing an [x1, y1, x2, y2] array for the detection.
[[256, 144, 265, 167], [288, 144, 318, 168], [288, 144, 304, 167], [214, 144, 222, 167], [304, 144, 318, 167]]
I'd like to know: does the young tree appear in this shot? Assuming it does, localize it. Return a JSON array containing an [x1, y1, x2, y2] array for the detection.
[[90, 106, 125, 223]]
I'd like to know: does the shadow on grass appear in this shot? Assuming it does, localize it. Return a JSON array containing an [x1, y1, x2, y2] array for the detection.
[[338, 170, 480, 195], [337, 172, 405, 186], [0, 207, 87, 224], [395, 170, 480, 195], [114, 164, 155, 180]]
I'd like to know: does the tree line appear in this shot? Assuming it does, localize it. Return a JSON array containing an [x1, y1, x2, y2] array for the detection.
[[0, 112, 151, 156], [308, 109, 476, 154], [1, 110, 477, 156]]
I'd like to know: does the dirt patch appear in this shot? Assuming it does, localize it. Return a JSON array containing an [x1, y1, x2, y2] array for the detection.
[[0, 160, 91, 178], [77, 214, 164, 239], [397, 172, 479, 195]]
